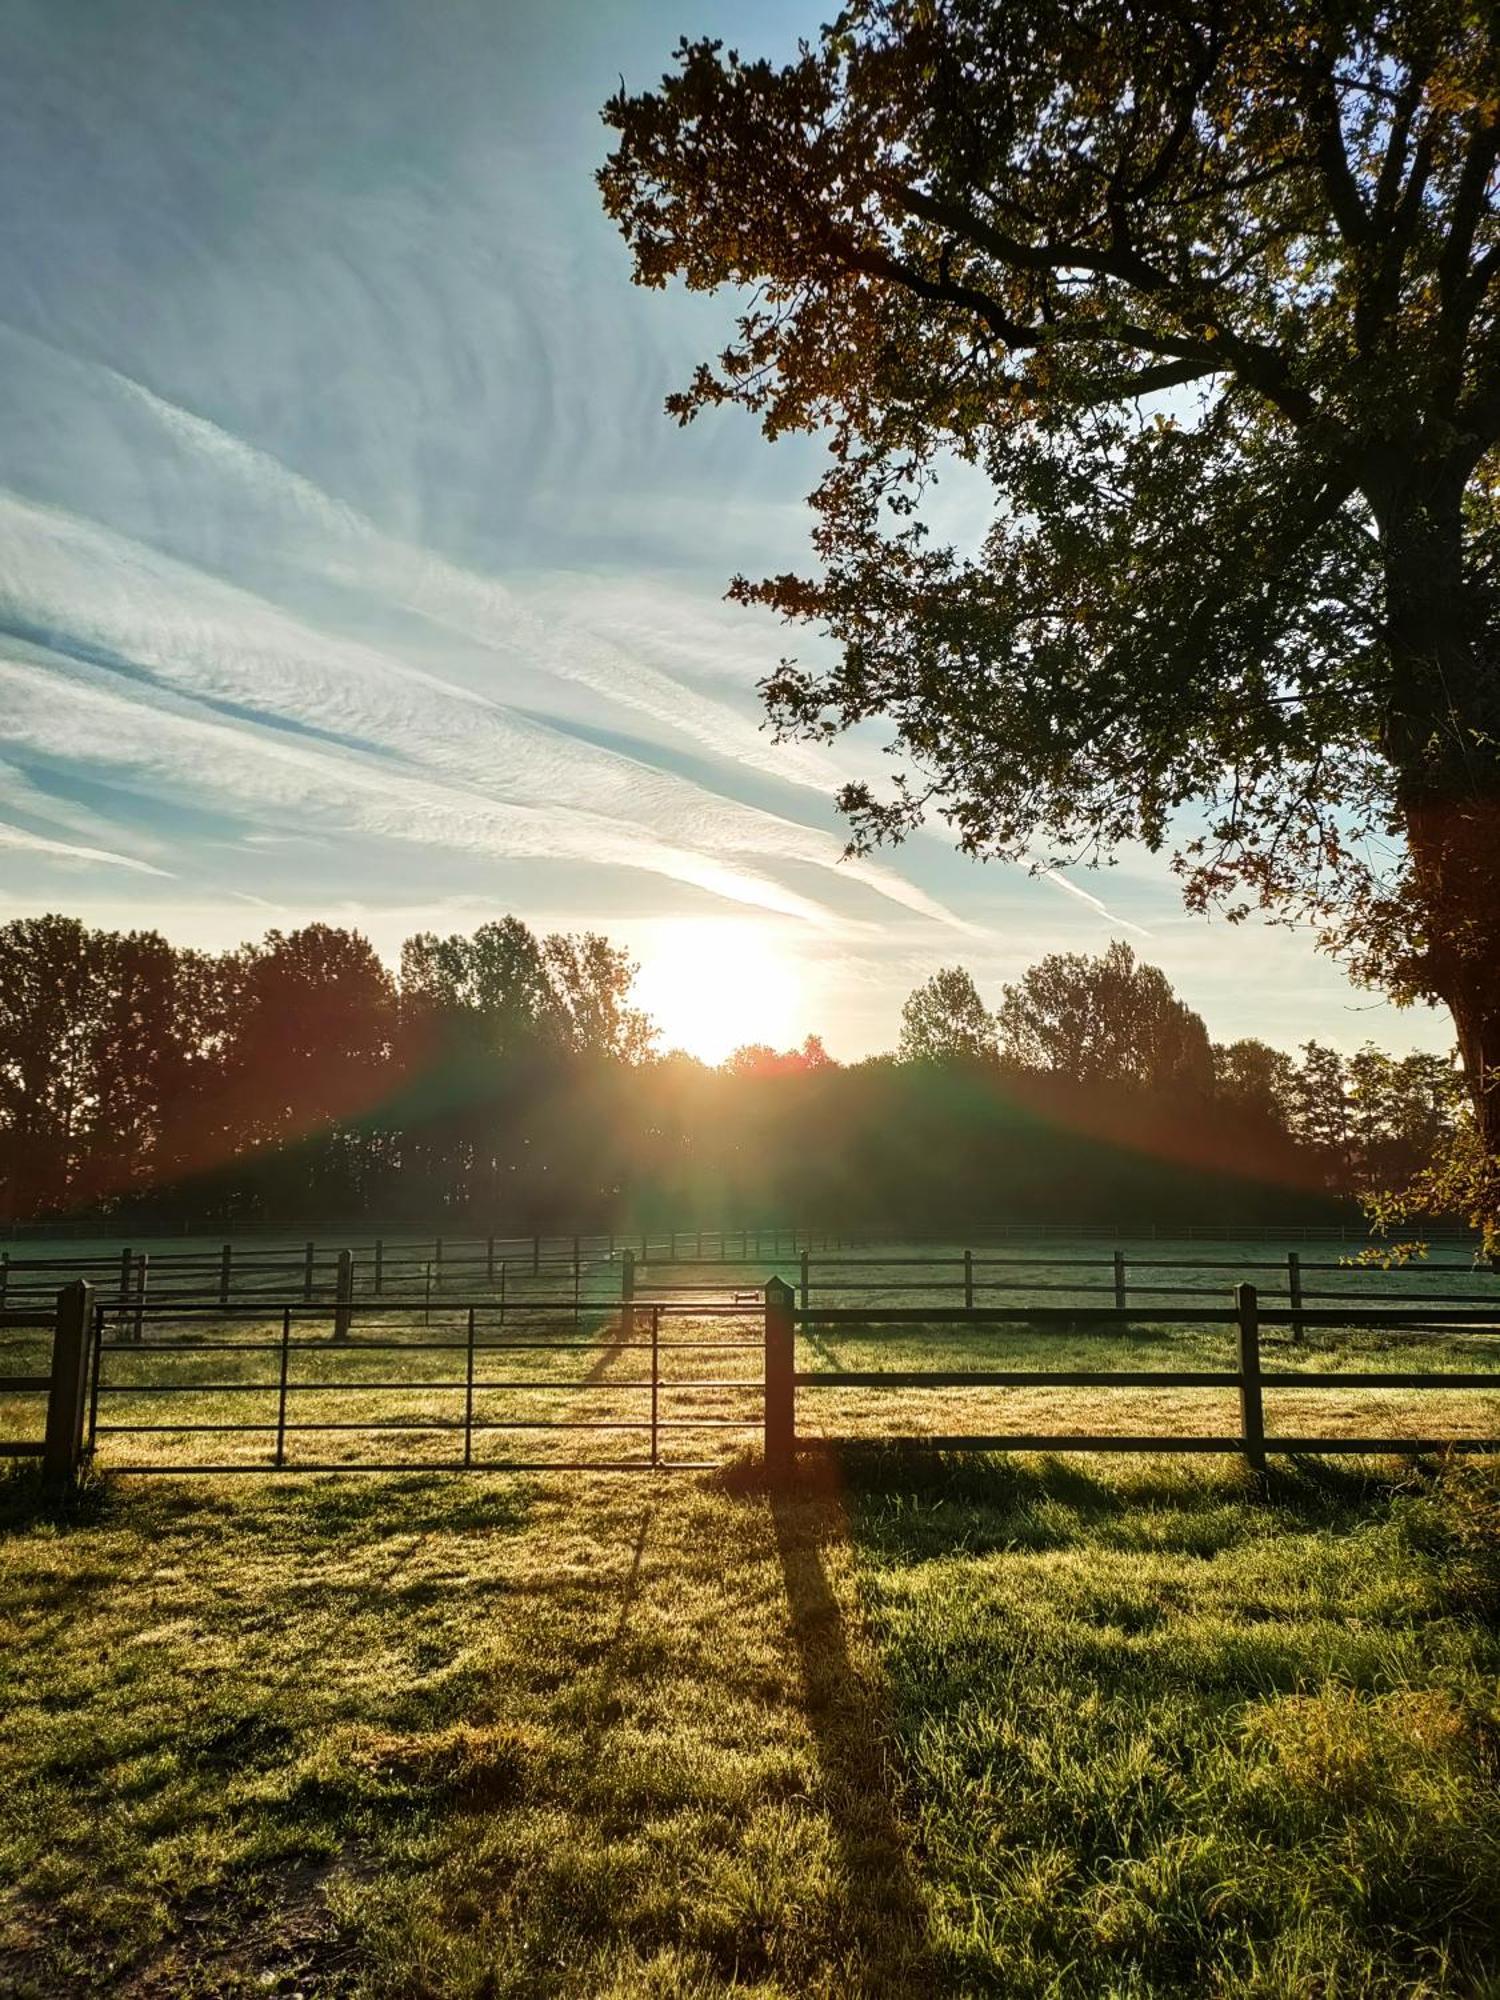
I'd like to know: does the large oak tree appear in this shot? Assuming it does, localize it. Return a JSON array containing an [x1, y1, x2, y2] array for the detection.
[[599, 1, 1500, 1189]]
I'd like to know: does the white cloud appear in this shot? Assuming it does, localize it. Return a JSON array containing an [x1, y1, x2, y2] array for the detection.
[[0, 820, 171, 876]]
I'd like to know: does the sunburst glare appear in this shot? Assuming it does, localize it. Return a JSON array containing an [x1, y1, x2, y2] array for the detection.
[[631, 918, 806, 1065]]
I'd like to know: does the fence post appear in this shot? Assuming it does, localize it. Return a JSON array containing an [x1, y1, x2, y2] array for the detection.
[[573, 1235, 581, 1328], [118, 1246, 132, 1313], [334, 1250, 353, 1341], [133, 1253, 148, 1343], [435, 1236, 444, 1292], [0, 1249, 7, 1307], [621, 1248, 635, 1335], [650, 1305, 660, 1468], [764, 1277, 795, 1481], [486, 1234, 496, 1287], [43, 1281, 93, 1487], [304, 1240, 316, 1305], [1236, 1282, 1265, 1474], [964, 1248, 974, 1311], [275, 1306, 292, 1470], [1113, 1250, 1127, 1311], [464, 1305, 476, 1470], [374, 1238, 384, 1298], [799, 1247, 810, 1312], [1287, 1251, 1304, 1345], [219, 1241, 232, 1307]]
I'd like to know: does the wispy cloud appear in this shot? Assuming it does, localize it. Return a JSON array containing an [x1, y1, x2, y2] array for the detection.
[[1038, 868, 1154, 939], [0, 820, 171, 876]]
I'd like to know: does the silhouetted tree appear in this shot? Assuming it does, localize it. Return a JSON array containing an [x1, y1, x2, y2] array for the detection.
[[997, 943, 1214, 1093], [898, 967, 999, 1064]]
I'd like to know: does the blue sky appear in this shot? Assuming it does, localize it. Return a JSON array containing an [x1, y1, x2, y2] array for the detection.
[[0, 0, 1450, 1062]]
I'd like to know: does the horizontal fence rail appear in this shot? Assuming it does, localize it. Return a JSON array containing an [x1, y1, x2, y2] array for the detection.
[[766, 1281, 1500, 1474]]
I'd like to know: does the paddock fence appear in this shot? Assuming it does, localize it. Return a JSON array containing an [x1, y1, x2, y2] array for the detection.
[[6, 1268, 1500, 1484], [769, 1280, 1500, 1472], [4, 1228, 1492, 1329]]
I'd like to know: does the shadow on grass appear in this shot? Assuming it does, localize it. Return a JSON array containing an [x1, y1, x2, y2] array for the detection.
[[0, 1462, 113, 1536], [770, 1463, 934, 1994], [823, 1441, 1431, 1523]]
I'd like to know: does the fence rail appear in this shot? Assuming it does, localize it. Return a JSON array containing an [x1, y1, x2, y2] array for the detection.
[[768, 1280, 1500, 1473]]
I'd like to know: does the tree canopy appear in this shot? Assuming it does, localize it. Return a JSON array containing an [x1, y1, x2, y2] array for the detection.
[[899, 965, 999, 1063], [997, 941, 1214, 1091], [600, 0, 1500, 1176]]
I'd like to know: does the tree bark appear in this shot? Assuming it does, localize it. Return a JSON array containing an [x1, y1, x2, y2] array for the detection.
[[1382, 488, 1500, 1161]]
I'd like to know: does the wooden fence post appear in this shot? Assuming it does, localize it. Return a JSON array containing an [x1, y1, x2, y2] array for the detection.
[[1113, 1250, 1127, 1311], [964, 1248, 974, 1311], [304, 1240, 316, 1304], [133, 1253, 148, 1343], [374, 1238, 384, 1298], [486, 1234, 495, 1287], [219, 1241, 232, 1308], [0, 1250, 7, 1307], [43, 1281, 93, 1487], [434, 1236, 444, 1292], [118, 1246, 133, 1313], [621, 1248, 636, 1335], [1236, 1282, 1265, 1473], [334, 1250, 354, 1341], [764, 1277, 796, 1481], [799, 1247, 810, 1312], [1287, 1251, 1304, 1345]]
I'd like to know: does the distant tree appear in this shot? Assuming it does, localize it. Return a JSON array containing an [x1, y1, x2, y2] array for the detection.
[[400, 918, 552, 1058], [1213, 1038, 1298, 1132], [221, 925, 396, 1153], [541, 932, 655, 1062], [722, 1034, 837, 1077], [1346, 1043, 1463, 1186], [898, 967, 999, 1064], [601, 2, 1500, 1198], [997, 942, 1213, 1092], [1289, 1040, 1354, 1183], [0, 915, 107, 1213]]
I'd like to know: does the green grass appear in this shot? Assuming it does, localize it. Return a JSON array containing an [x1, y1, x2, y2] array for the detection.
[[2, 1447, 1499, 1997], [850, 1452, 1500, 1997], [4, 1253, 1500, 1994]]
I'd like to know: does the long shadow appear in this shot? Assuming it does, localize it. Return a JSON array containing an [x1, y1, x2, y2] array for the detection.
[[578, 1501, 653, 1758], [770, 1465, 934, 1994]]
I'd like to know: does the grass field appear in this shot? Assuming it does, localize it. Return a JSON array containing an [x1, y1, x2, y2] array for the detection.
[[2, 1449, 1499, 1997], [3, 1240, 1500, 1994]]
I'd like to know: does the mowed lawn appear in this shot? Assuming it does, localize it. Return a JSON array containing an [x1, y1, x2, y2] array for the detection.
[[3, 1442, 1500, 1998]]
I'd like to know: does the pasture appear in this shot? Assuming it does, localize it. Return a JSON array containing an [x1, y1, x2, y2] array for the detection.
[[3, 1231, 1499, 1996]]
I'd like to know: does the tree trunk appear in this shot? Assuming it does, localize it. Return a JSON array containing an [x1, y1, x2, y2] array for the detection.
[[1402, 791, 1500, 1159], [1382, 488, 1500, 1163]]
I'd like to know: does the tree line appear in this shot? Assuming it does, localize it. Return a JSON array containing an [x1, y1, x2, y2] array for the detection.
[[0, 915, 1461, 1231]]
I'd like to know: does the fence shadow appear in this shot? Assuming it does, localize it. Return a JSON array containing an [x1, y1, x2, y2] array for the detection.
[[770, 1464, 932, 1994]]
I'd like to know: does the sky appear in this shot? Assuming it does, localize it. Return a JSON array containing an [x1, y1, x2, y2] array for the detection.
[[0, 0, 1452, 1065]]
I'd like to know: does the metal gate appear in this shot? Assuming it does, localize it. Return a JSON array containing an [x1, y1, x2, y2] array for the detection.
[[86, 1293, 766, 1474]]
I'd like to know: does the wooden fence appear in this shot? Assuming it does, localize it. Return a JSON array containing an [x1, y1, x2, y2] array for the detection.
[[763, 1278, 1500, 1474], [0, 1282, 93, 1482]]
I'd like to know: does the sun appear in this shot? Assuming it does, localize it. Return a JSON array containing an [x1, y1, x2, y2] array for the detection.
[[632, 918, 806, 1065]]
